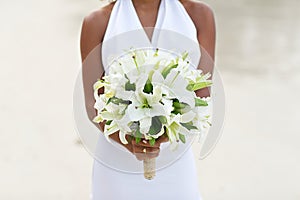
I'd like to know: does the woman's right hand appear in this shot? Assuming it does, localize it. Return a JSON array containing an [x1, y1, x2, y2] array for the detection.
[[112, 133, 168, 161], [130, 135, 169, 161], [99, 121, 168, 161]]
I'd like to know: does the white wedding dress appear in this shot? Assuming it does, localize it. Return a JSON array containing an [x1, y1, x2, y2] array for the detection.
[[91, 0, 203, 199]]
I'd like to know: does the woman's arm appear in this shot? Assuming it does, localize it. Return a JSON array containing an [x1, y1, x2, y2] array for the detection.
[[79, 7, 162, 159], [195, 3, 216, 65], [185, 1, 216, 97], [80, 10, 107, 122], [80, 8, 129, 145]]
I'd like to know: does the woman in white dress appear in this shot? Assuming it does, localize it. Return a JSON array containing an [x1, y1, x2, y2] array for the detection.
[[80, 0, 216, 199]]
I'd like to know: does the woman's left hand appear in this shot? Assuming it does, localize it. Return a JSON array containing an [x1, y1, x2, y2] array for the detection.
[[131, 135, 169, 161]]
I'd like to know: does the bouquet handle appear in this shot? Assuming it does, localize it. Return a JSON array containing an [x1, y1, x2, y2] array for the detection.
[[143, 157, 156, 180]]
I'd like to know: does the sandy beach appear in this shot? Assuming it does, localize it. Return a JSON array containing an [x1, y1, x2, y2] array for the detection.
[[0, 0, 299, 199]]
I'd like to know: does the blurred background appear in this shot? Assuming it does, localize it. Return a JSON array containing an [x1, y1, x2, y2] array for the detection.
[[0, 0, 299, 199]]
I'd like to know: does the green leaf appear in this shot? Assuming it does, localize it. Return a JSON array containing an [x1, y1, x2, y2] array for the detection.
[[148, 116, 162, 135], [125, 81, 136, 91], [178, 133, 186, 143], [105, 120, 112, 125], [124, 74, 136, 91], [107, 97, 131, 105], [171, 108, 181, 115], [187, 81, 212, 91], [143, 79, 153, 94], [186, 84, 194, 91], [135, 127, 142, 144], [106, 97, 112, 105], [128, 135, 134, 143], [135, 137, 141, 144], [107, 97, 121, 105], [180, 122, 198, 130], [161, 63, 178, 78], [149, 138, 156, 146], [158, 116, 167, 124], [172, 98, 179, 103], [173, 101, 187, 109], [195, 98, 208, 106], [172, 99, 187, 114]]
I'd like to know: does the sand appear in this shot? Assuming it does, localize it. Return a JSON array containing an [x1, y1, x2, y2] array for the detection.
[[0, 0, 299, 199]]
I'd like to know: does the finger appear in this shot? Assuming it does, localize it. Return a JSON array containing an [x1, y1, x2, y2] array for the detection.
[[156, 135, 169, 144], [132, 144, 160, 160], [133, 139, 160, 148], [131, 138, 159, 148], [136, 136, 169, 147], [132, 145, 160, 154], [124, 144, 133, 154]]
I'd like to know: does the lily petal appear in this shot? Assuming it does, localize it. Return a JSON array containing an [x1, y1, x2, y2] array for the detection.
[[180, 110, 196, 123], [139, 117, 152, 134], [149, 103, 166, 117], [119, 130, 128, 144]]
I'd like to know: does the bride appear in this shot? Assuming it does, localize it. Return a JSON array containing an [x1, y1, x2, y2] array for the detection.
[[80, 0, 215, 199]]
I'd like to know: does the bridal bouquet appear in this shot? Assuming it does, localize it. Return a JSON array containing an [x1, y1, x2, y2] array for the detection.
[[93, 48, 212, 179]]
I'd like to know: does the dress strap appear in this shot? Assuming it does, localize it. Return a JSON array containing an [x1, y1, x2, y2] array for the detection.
[[102, 0, 201, 73]]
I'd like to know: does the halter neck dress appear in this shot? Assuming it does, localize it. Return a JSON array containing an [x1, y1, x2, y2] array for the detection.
[[91, 0, 202, 199]]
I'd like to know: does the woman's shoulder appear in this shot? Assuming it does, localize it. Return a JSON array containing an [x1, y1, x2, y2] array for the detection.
[[80, 2, 116, 60], [181, 0, 214, 16], [84, 2, 115, 23], [180, 0, 215, 32], [82, 2, 116, 42]]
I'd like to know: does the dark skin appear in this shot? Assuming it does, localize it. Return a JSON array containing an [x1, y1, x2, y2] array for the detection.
[[80, 0, 216, 161]]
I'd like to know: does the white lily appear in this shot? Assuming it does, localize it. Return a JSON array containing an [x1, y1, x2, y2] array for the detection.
[[124, 76, 166, 134], [94, 95, 106, 113], [192, 97, 212, 133], [152, 69, 195, 108], [93, 48, 212, 148], [99, 102, 126, 121], [103, 120, 120, 142]]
